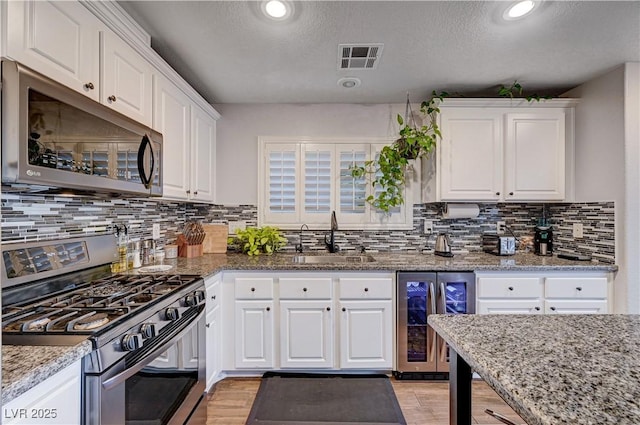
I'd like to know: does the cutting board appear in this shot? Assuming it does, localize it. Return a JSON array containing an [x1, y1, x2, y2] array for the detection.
[[202, 224, 228, 254]]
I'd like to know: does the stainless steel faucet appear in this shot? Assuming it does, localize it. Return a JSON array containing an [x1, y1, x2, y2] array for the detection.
[[324, 211, 339, 253]]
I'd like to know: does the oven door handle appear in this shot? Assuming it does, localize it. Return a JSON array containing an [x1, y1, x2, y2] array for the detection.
[[102, 308, 204, 391]]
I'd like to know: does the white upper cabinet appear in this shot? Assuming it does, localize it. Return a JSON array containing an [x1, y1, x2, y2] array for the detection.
[[439, 109, 503, 200], [190, 104, 217, 203], [437, 99, 575, 202], [101, 30, 153, 127], [504, 111, 565, 200], [6, 0, 155, 127], [154, 74, 217, 203], [154, 75, 191, 199], [6, 0, 101, 101]]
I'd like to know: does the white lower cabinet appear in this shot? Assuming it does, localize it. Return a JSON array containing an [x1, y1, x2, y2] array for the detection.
[[3, 360, 81, 425], [477, 272, 612, 315], [280, 301, 333, 368], [233, 277, 275, 369], [205, 274, 222, 390], [205, 305, 221, 390], [338, 277, 393, 369], [339, 300, 393, 369], [234, 300, 274, 368], [224, 272, 394, 372]]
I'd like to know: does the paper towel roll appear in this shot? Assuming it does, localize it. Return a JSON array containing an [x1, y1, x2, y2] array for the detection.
[[442, 203, 480, 219]]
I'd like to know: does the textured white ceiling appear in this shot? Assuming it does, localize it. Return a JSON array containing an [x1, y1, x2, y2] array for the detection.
[[118, 1, 640, 104]]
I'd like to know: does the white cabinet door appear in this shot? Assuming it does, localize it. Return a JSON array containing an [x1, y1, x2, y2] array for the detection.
[[206, 305, 221, 391], [6, 0, 100, 101], [148, 345, 179, 369], [235, 301, 274, 368], [439, 108, 503, 201], [190, 105, 217, 203], [280, 300, 333, 368], [180, 324, 200, 369], [477, 300, 543, 314], [339, 300, 392, 369], [3, 360, 81, 425], [545, 300, 608, 314], [505, 111, 565, 201], [101, 30, 153, 126], [154, 75, 191, 200]]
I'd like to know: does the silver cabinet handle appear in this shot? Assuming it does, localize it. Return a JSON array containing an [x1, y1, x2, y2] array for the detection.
[[429, 282, 436, 315], [439, 282, 446, 313]]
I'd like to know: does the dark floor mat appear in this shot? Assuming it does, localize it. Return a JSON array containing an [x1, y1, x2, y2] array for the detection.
[[245, 372, 407, 425]]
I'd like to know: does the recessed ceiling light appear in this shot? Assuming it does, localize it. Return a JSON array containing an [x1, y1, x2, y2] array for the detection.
[[261, 0, 293, 21], [338, 77, 361, 89], [503, 0, 538, 20]]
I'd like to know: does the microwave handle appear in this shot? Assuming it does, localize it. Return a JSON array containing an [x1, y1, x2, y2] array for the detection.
[[137, 134, 155, 189]]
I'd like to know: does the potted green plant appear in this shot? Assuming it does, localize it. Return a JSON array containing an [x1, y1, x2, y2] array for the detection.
[[228, 226, 287, 256], [350, 91, 448, 213]]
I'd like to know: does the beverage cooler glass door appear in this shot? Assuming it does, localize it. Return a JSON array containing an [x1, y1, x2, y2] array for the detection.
[[396, 272, 438, 373], [435, 272, 476, 372]]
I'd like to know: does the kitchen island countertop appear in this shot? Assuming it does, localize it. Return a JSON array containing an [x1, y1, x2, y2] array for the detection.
[[428, 314, 640, 425]]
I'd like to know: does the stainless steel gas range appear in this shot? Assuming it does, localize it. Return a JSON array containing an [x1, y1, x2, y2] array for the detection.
[[1, 235, 206, 425]]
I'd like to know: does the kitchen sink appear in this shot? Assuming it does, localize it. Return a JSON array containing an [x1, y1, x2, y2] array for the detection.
[[291, 254, 376, 264]]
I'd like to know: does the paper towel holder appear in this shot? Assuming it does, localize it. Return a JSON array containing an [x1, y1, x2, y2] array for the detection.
[[442, 203, 480, 219]]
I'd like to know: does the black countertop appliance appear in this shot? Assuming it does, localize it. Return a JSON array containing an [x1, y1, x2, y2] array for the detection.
[[534, 218, 553, 256]]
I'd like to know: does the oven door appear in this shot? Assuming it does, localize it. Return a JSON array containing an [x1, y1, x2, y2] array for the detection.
[[84, 308, 205, 425]]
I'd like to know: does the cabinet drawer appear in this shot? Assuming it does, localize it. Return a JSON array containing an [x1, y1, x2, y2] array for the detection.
[[235, 278, 274, 299], [280, 277, 332, 299], [477, 277, 543, 298], [338, 278, 392, 299], [545, 277, 608, 299], [477, 299, 543, 314]]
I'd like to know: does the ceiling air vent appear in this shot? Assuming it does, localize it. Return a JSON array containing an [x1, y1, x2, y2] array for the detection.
[[338, 44, 384, 70]]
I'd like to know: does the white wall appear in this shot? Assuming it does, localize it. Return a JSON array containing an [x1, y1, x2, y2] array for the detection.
[[564, 63, 640, 313], [214, 103, 404, 204]]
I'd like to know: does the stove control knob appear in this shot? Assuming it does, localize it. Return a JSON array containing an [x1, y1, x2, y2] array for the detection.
[[186, 290, 205, 307], [121, 333, 143, 351], [165, 307, 180, 321], [140, 323, 156, 339]]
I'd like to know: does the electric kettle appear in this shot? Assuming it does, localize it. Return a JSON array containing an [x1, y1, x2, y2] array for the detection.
[[434, 233, 454, 257]]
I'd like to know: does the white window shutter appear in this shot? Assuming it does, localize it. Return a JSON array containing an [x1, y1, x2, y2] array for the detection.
[[261, 143, 299, 225], [301, 144, 334, 224]]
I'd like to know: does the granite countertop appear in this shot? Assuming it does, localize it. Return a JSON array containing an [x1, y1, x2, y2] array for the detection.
[[154, 251, 617, 277], [428, 314, 640, 425], [1, 340, 93, 405], [1, 251, 616, 404]]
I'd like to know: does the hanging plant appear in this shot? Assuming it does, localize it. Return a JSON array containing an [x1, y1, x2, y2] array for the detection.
[[350, 91, 448, 213]]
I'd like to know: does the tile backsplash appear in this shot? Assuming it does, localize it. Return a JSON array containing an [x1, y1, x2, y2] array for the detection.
[[1, 190, 615, 263]]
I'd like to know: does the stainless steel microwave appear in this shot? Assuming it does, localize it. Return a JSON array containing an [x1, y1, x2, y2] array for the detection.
[[1, 60, 162, 196]]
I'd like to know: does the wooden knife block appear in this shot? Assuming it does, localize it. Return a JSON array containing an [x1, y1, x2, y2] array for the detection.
[[177, 234, 203, 258]]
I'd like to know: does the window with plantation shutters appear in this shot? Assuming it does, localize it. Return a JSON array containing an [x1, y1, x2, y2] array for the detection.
[[258, 138, 413, 230]]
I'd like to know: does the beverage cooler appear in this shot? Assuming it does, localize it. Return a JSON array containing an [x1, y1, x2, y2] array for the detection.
[[395, 272, 475, 379]]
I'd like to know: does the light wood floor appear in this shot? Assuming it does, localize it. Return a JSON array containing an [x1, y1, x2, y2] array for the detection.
[[194, 377, 525, 425]]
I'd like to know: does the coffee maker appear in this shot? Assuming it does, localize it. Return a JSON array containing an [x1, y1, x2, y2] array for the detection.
[[534, 218, 553, 256]]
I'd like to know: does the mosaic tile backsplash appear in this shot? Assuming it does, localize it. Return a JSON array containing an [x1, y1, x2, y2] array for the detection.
[[0, 190, 615, 263]]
